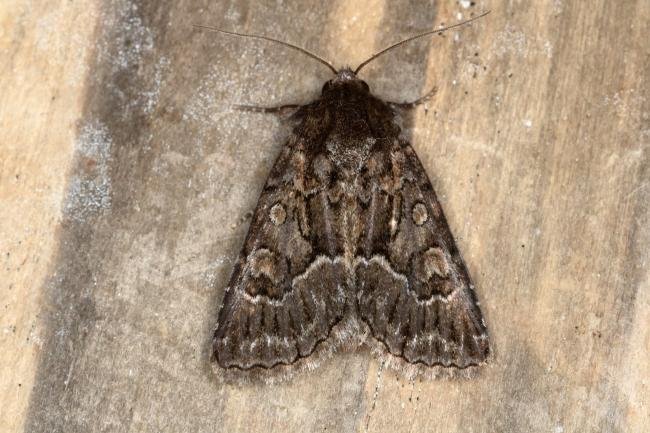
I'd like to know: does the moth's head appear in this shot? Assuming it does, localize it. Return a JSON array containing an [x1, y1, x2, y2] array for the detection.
[[321, 68, 370, 95]]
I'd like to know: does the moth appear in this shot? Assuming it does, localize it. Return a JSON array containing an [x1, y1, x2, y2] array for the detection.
[[197, 12, 490, 378]]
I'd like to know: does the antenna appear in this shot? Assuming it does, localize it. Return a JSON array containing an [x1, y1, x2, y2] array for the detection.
[[354, 10, 491, 74], [193, 25, 338, 75]]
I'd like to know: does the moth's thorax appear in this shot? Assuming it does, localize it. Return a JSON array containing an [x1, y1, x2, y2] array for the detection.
[[315, 69, 395, 173], [319, 69, 378, 141]]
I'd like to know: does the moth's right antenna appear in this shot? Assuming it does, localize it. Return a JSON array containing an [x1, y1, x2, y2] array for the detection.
[[193, 25, 338, 75], [354, 11, 491, 74]]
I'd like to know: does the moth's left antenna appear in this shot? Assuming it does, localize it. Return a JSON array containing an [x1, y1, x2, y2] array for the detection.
[[193, 25, 338, 75]]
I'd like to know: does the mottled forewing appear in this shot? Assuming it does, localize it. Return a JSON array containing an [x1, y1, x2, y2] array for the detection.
[[213, 140, 348, 370], [356, 139, 489, 367]]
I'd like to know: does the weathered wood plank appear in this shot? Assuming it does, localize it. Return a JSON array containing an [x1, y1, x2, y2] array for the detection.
[[0, 2, 99, 432], [1, 1, 648, 432]]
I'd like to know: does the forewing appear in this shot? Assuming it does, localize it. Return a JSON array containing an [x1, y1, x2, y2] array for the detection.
[[213, 141, 348, 370], [356, 140, 489, 367]]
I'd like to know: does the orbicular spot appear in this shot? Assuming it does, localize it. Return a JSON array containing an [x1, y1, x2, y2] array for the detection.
[[412, 202, 428, 226], [269, 203, 286, 225]]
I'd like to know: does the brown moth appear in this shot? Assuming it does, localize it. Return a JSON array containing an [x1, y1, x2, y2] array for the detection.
[[198, 12, 490, 380]]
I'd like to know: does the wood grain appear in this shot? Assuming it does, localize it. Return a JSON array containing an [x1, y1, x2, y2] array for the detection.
[[0, 2, 99, 432], [1, 1, 648, 432]]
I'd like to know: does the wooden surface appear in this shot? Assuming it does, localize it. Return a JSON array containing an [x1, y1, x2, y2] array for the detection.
[[0, 1, 100, 431], [1, 1, 648, 432]]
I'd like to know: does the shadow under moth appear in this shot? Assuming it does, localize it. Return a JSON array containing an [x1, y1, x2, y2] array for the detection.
[[198, 12, 490, 381]]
